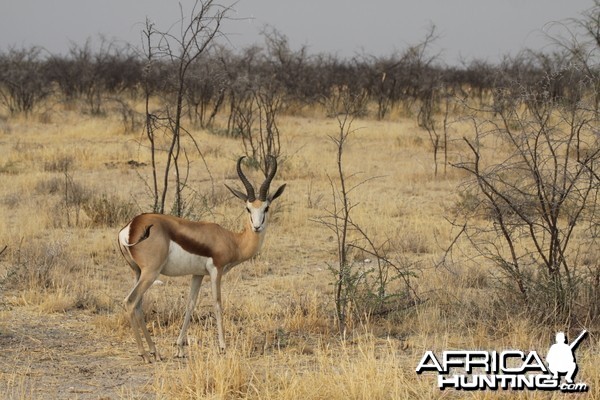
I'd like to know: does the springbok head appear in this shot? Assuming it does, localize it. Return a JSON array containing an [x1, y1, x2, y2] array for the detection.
[[225, 156, 286, 232]]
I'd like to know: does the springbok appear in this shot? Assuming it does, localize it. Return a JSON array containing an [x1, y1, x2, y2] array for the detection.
[[118, 156, 286, 362]]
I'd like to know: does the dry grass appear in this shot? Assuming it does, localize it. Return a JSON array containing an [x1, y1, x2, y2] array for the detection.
[[0, 103, 597, 399]]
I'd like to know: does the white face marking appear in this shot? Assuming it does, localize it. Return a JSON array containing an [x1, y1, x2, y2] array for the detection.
[[247, 201, 270, 232]]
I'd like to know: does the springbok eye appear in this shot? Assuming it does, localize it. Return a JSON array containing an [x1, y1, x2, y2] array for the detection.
[[246, 207, 251, 213], [264, 205, 270, 212]]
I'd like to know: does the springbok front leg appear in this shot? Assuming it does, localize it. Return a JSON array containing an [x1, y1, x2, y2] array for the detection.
[[176, 274, 205, 358], [207, 260, 226, 352]]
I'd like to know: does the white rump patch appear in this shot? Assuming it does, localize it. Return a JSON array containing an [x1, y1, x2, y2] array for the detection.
[[118, 224, 131, 247]]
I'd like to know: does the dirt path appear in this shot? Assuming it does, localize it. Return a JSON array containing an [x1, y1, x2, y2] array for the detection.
[[0, 305, 158, 399]]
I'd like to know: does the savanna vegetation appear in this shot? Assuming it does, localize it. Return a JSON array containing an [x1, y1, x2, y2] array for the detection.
[[0, 0, 599, 398]]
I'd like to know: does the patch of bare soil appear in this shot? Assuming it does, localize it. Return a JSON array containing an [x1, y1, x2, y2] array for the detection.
[[0, 305, 159, 399]]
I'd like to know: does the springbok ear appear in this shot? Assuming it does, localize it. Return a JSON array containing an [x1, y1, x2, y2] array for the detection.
[[268, 184, 286, 202], [225, 184, 248, 201]]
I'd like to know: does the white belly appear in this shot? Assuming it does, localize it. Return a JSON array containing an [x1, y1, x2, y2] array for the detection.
[[161, 241, 210, 277]]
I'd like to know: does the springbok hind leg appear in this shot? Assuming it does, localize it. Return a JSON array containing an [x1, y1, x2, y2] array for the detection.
[[124, 269, 161, 363], [135, 300, 162, 362]]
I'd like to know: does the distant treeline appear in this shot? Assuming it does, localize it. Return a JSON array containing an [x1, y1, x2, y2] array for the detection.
[[0, 22, 598, 121]]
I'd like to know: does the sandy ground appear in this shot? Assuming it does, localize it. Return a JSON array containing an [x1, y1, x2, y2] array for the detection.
[[0, 304, 164, 399]]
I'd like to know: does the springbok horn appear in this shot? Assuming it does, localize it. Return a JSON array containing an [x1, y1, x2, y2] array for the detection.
[[259, 155, 277, 201], [236, 157, 256, 202]]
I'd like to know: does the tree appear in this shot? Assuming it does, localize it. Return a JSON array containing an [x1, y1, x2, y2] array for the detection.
[[141, 0, 229, 216], [223, 30, 291, 175], [0, 47, 50, 114]]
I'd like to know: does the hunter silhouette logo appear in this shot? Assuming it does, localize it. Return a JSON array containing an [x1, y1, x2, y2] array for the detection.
[[416, 330, 589, 392], [546, 330, 587, 384]]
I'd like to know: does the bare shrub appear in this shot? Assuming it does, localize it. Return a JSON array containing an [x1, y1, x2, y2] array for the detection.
[[2, 239, 70, 291], [314, 87, 420, 336], [37, 173, 136, 228], [449, 70, 600, 326], [82, 193, 137, 227]]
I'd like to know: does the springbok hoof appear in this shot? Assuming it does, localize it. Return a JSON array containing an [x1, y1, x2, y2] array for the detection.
[[140, 353, 153, 364], [175, 347, 187, 358], [151, 351, 162, 362]]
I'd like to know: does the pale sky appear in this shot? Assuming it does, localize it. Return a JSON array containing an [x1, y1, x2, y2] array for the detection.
[[0, 0, 594, 64]]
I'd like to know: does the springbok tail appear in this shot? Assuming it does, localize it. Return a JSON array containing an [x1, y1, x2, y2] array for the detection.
[[122, 224, 154, 247]]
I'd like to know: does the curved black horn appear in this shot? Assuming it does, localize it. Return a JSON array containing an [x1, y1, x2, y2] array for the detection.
[[259, 155, 277, 201], [236, 157, 256, 201]]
